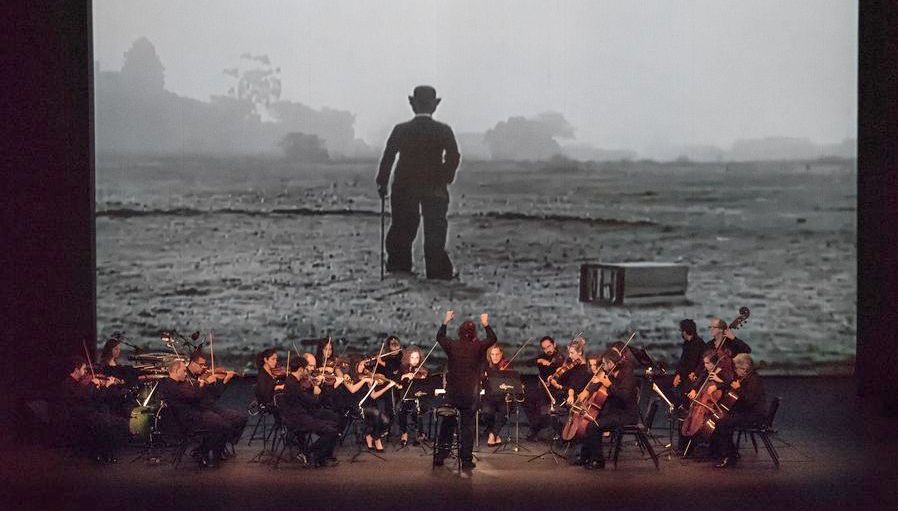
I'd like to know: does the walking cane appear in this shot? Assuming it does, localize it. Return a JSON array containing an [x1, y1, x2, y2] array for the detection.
[[380, 194, 386, 280]]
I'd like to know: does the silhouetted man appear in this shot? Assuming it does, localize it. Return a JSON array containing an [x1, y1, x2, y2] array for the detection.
[[376, 85, 460, 280]]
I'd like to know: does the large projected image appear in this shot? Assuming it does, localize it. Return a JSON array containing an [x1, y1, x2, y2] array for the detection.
[[93, 1, 857, 375]]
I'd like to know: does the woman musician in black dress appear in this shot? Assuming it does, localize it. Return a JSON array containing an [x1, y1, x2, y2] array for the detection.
[[481, 344, 511, 447], [396, 345, 429, 447], [344, 358, 396, 453]]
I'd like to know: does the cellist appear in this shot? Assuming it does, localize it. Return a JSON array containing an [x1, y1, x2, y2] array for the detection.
[[710, 353, 767, 468], [677, 348, 734, 455], [578, 347, 638, 470]]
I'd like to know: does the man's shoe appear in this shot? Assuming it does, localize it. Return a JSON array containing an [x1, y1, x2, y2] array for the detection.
[[714, 456, 737, 469], [461, 460, 476, 470], [588, 459, 605, 470]]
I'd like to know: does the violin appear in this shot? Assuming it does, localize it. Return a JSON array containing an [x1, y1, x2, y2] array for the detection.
[[80, 373, 125, 387], [360, 370, 400, 388], [547, 357, 581, 387]]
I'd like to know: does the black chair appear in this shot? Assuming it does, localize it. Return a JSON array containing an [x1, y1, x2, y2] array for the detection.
[[164, 405, 210, 468], [609, 412, 661, 470], [271, 429, 313, 469], [735, 396, 781, 469], [246, 400, 276, 446], [432, 406, 462, 474]]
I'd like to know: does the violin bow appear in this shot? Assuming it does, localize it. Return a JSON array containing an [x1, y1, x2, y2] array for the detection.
[[209, 330, 215, 375], [81, 338, 97, 380], [400, 341, 439, 401], [359, 340, 387, 408], [504, 337, 534, 369]]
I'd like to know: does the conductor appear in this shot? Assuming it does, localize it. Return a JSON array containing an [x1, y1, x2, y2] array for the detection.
[[434, 310, 497, 470]]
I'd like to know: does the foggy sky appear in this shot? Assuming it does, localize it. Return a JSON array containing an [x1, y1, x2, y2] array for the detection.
[[92, 0, 857, 158]]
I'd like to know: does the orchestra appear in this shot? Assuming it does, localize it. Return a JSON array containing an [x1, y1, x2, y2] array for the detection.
[[61, 306, 767, 473]]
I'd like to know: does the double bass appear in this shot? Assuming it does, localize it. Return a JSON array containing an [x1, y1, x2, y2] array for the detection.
[[679, 307, 750, 439], [561, 331, 638, 441]]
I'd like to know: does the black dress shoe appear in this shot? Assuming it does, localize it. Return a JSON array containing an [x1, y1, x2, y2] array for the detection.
[[714, 456, 737, 469], [587, 459, 605, 470], [375, 447, 385, 453], [461, 460, 476, 470]]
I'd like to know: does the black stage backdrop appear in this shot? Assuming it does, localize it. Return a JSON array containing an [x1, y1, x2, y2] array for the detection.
[[1, 1, 896, 442]]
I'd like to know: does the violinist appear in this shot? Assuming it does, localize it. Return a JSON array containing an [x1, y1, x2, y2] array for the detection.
[[279, 357, 340, 468], [481, 345, 510, 447], [98, 337, 141, 386], [524, 336, 564, 441], [254, 348, 284, 407], [345, 358, 396, 453], [158, 360, 232, 468], [555, 337, 591, 409], [57, 356, 130, 463], [377, 335, 404, 432], [434, 310, 497, 470], [677, 349, 734, 455], [706, 317, 751, 359], [397, 345, 429, 447], [302, 352, 342, 426], [711, 354, 767, 468], [671, 319, 706, 405], [186, 351, 247, 452], [578, 348, 638, 470]]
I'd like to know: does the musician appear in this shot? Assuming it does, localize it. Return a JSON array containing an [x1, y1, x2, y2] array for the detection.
[[524, 336, 564, 440], [186, 351, 247, 450], [158, 360, 232, 468], [711, 354, 767, 468], [578, 348, 639, 470], [254, 348, 283, 407], [97, 338, 141, 385], [302, 352, 342, 425], [346, 358, 396, 452], [280, 357, 341, 467], [315, 337, 336, 369], [57, 356, 130, 463], [481, 345, 510, 447], [378, 335, 404, 431], [397, 345, 429, 447], [556, 337, 591, 409], [706, 317, 751, 358], [671, 319, 705, 399], [677, 349, 734, 454], [435, 310, 497, 470]]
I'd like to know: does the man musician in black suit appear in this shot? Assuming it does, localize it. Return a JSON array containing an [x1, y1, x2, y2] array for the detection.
[[376, 85, 461, 280], [434, 309, 497, 470]]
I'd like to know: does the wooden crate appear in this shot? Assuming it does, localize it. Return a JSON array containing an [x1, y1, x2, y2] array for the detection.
[[579, 262, 688, 305]]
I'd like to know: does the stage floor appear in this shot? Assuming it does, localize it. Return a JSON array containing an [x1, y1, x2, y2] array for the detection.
[[2, 377, 896, 511]]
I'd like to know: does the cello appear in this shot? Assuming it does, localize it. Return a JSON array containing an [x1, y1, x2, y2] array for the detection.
[[561, 331, 638, 441]]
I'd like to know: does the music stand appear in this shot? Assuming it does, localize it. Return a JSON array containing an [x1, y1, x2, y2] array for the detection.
[[634, 345, 679, 458], [486, 371, 529, 454], [526, 400, 570, 464], [397, 375, 441, 455]]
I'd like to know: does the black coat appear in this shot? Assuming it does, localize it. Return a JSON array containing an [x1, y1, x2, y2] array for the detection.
[[706, 336, 751, 359], [376, 115, 460, 191], [732, 370, 767, 418], [436, 324, 497, 408], [676, 336, 706, 380]]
